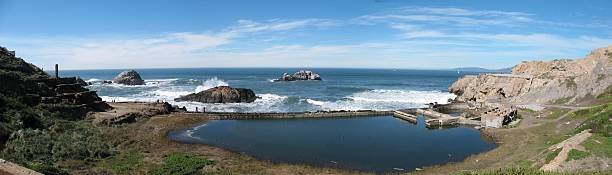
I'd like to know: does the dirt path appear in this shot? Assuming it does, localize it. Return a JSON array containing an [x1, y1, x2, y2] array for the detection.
[[540, 129, 592, 171], [540, 104, 589, 110], [512, 106, 586, 130], [0, 159, 42, 175]]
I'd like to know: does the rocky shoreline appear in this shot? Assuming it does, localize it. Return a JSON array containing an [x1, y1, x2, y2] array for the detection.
[[2, 44, 611, 174]]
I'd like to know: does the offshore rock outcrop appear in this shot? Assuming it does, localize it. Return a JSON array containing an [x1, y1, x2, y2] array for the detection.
[[113, 70, 145, 85], [175, 86, 257, 103], [449, 45, 612, 105], [276, 70, 322, 81]]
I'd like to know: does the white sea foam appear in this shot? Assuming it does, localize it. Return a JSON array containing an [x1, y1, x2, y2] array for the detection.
[[85, 78, 102, 83], [170, 93, 289, 112], [100, 96, 156, 102], [153, 89, 191, 99], [306, 99, 325, 106], [185, 124, 207, 138], [304, 89, 456, 111], [348, 89, 456, 104], [89, 78, 178, 87], [195, 77, 228, 92]]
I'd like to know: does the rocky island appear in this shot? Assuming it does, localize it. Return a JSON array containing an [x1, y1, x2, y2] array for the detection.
[[175, 86, 257, 103], [113, 69, 145, 85], [275, 70, 322, 81]]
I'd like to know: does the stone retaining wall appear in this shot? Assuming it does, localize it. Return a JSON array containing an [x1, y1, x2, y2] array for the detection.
[[185, 110, 393, 120]]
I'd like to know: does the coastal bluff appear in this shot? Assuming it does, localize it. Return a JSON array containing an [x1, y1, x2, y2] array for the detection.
[[449, 45, 612, 105]]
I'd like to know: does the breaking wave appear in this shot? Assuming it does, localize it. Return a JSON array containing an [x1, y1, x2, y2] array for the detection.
[[195, 77, 228, 92], [303, 89, 456, 111], [101, 88, 456, 112], [348, 89, 455, 104]]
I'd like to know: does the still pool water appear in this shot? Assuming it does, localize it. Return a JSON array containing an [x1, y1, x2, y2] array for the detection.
[[168, 116, 496, 173]]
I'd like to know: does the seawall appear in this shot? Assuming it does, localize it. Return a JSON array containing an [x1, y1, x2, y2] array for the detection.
[[183, 110, 393, 120]]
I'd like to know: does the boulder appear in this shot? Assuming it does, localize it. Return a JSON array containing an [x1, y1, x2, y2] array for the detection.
[[276, 70, 321, 81], [175, 86, 257, 103], [113, 70, 145, 85]]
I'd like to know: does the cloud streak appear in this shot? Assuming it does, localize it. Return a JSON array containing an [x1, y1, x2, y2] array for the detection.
[[3, 6, 611, 70]]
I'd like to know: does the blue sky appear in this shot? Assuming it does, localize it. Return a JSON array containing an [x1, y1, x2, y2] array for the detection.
[[1, 0, 611, 70]]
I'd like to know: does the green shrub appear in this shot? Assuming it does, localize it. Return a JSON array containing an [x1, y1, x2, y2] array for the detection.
[[1, 123, 113, 166], [597, 85, 612, 102], [152, 152, 214, 175], [567, 149, 591, 161], [455, 166, 609, 175], [28, 162, 69, 175], [545, 148, 562, 163], [574, 103, 612, 136], [582, 133, 612, 158], [103, 151, 145, 175]]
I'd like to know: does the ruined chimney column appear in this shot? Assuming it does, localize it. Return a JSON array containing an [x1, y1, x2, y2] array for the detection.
[[55, 64, 59, 78]]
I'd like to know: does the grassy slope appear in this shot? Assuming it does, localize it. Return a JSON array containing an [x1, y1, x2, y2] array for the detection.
[[0, 50, 114, 174], [453, 87, 612, 175]]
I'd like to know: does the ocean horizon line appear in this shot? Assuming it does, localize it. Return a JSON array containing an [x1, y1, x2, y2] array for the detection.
[[46, 66, 507, 72]]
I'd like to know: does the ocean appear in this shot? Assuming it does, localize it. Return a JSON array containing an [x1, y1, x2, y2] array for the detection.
[[59, 68, 475, 112]]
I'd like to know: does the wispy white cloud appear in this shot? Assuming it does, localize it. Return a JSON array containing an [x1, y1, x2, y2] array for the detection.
[[3, 6, 611, 70], [397, 7, 532, 18], [356, 6, 533, 27], [225, 19, 339, 35]]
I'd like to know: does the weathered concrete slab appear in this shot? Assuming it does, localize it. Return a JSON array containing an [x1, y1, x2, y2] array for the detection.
[[393, 110, 417, 123], [201, 110, 393, 120]]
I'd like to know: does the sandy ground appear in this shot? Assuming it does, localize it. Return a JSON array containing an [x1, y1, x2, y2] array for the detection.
[[0, 159, 42, 175]]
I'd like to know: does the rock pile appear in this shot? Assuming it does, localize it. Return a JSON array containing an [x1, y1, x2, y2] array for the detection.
[[113, 70, 145, 85], [175, 86, 257, 103], [276, 70, 322, 81]]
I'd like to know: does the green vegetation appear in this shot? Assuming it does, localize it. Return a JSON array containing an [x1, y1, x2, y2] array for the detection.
[[566, 149, 590, 161], [547, 109, 569, 119], [596, 74, 606, 83], [455, 166, 609, 175], [152, 152, 215, 175], [0, 53, 47, 80], [102, 151, 148, 175], [0, 48, 113, 174], [521, 108, 536, 114], [545, 148, 562, 164], [0, 122, 113, 174], [537, 72, 554, 79], [563, 77, 577, 90], [552, 97, 571, 105], [582, 133, 612, 158], [596, 85, 612, 102], [574, 103, 612, 136]]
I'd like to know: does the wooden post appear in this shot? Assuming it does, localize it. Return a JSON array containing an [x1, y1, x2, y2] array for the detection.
[[54, 64, 59, 78]]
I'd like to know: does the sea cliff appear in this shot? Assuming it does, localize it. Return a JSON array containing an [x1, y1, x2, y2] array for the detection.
[[449, 45, 612, 105]]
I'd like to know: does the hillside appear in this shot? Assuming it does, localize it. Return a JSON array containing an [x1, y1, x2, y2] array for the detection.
[[0, 46, 111, 174]]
